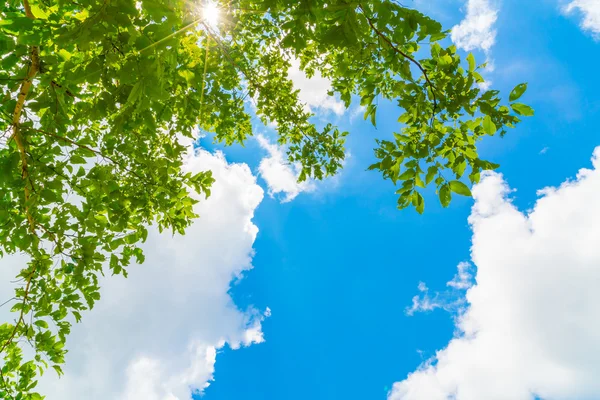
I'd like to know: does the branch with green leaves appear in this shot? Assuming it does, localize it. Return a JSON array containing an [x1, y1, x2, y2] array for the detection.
[[0, 0, 532, 397]]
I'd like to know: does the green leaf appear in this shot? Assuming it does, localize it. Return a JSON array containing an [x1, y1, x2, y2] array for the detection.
[[367, 162, 380, 171], [511, 103, 535, 116], [34, 320, 48, 329], [125, 82, 143, 109], [29, 4, 49, 19], [70, 155, 86, 164], [482, 115, 497, 135], [509, 83, 527, 102], [415, 173, 425, 188], [425, 166, 437, 185], [464, 148, 478, 159], [439, 184, 451, 207], [1, 54, 19, 70], [52, 365, 64, 377], [449, 180, 472, 196], [412, 191, 424, 214], [438, 54, 453, 67], [467, 53, 476, 72], [398, 169, 415, 180]]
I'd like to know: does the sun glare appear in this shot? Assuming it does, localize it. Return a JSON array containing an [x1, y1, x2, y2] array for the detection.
[[202, 1, 220, 27]]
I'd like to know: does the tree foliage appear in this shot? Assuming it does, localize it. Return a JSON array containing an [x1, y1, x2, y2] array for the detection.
[[0, 0, 531, 397]]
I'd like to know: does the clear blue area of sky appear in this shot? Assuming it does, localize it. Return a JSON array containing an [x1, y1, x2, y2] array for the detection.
[[197, 1, 600, 398]]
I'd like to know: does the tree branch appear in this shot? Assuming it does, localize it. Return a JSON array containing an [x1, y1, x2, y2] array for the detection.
[[0, 269, 35, 357], [32, 128, 147, 182], [2, 5, 42, 386], [11, 0, 39, 235], [358, 4, 438, 115]]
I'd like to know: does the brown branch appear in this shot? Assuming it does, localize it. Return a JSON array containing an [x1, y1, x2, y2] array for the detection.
[[2, 4, 40, 389], [358, 4, 438, 115], [11, 0, 39, 235]]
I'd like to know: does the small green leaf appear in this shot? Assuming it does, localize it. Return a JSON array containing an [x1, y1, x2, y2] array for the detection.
[[425, 166, 437, 185], [415, 173, 425, 188], [398, 169, 415, 180], [465, 148, 478, 159], [52, 365, 64, 377], [449, 180, 472, 196], [125, 81, 143, 108], [30, 4, 49, 19], [412, 191, 424, 214], [482, 115, 497, 135], [511, 103, 534, 117], [70, 155, 86, 164], [509, 83, 527, 102], [439, 184, 451, 207], [34, 320, 48, 329], [467, 53, 476, 72], [472, 71, 484, 83]]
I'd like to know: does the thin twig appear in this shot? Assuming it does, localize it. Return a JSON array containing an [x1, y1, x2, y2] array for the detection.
[[0, 297, 16, 309], [0, 269, 35, 356], [31, 128, 146, 181]]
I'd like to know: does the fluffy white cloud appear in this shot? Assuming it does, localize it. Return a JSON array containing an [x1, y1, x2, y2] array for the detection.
[[451, 0, 498, 52], [390, 147, 600, 400], [564, 0, 600, 39], [288, 59, 345, 116], [0, 148, 267, 399], [256, 134, 315, 203]]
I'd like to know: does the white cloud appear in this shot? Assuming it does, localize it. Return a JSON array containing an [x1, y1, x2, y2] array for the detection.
[[406, 282, 442, 315], [390, 147, 600, 400], [451, 0, 498, 52], [476, 78, 493, 91], [564, 0, 600, 39], [256, 134, 315, 203], [1, 147, 267, 399], [446, 262, 475, 290], [350, 104, 366, 122], [288, 59, 345, 116], [406, 263, 474, 316]]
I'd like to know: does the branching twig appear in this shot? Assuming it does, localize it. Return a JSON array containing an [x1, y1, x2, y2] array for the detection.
[[31, 128, 147, 181], [0, 269, 35, 357], [358, 4, 438, 115]]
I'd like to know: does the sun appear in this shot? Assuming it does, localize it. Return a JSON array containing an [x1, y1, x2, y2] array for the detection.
[[202, 1, 220, 28]]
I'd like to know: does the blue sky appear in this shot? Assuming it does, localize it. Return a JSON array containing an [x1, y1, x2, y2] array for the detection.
[[200, 1, 600, 399], [7, 0, 599, 399]]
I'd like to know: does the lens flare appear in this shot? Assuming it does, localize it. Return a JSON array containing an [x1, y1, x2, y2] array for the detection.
[[202, 1, 220, 27]]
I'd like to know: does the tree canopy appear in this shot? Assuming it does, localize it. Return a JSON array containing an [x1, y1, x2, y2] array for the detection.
[[0, 0, 531, 397]]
